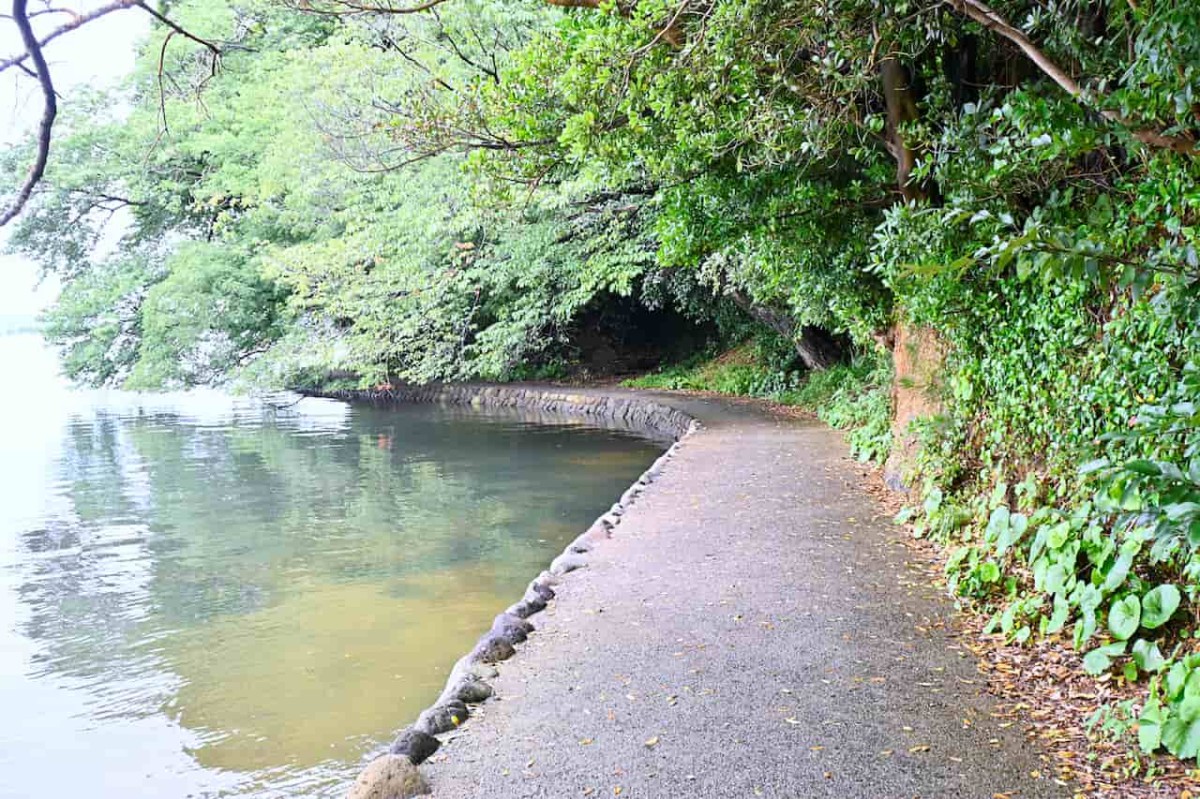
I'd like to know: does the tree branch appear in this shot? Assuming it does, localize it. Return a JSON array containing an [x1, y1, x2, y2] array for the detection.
[[945, 0, 1196, 155], [0, 0, 58, 227], [1, 1, 225, 226], [291, 0, 454, 14], [135, 1, 222, 58], [0, 0, 140, 77]]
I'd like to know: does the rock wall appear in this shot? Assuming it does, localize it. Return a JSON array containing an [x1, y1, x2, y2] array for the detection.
[[884, 323, 947, 492], [317, 384, 697, 442]]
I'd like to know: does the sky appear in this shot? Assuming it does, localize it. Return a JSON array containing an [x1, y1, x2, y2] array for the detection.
[[0, 1, 148, 319]]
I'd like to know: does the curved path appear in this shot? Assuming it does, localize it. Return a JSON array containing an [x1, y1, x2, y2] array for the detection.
[[422, 391, 1062, 798]]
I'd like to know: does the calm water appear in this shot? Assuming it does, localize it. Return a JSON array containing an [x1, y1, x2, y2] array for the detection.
[[0, 335, 662, 798]]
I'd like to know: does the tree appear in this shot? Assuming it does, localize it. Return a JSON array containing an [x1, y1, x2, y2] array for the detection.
[[0, 0, 224, 225]]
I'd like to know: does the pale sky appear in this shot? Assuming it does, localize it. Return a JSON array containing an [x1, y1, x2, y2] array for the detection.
[[1, 1, 149, 317]]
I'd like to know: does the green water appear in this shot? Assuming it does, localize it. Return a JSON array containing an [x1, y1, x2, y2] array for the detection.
[[0, 335, 662, 798]]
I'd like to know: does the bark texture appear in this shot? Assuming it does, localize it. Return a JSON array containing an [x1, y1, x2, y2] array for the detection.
[[730, 291, 848, 371]]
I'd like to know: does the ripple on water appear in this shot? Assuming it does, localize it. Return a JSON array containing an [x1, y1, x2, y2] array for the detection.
[[0, 344, 661, 799]]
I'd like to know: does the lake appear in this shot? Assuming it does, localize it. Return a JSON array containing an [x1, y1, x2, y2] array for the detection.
[[0, 335, 662, 798]]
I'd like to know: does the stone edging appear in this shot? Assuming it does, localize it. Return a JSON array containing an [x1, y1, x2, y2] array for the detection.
[[309, 385, 700, 798]]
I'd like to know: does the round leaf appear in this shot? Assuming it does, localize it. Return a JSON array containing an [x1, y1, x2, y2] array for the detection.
[[978, 561, 1000, 583], [1142, 584, 1182, 630], [1132, 639, 1167, 673], [1081, 641, 1126, 676], [1108, 595, 1141, 641], [1163, 699, 1200, 759], [1082, 648, 1114, 676]]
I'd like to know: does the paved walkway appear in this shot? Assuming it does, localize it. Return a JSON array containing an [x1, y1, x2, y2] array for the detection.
[[423, 393, 1061, 798]]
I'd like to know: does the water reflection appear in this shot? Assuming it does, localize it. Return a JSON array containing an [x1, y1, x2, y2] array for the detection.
[[0, 335, 661, 799]]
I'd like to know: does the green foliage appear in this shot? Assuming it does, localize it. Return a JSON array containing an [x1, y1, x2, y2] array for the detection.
[[10, 0, 685, 388], [623, 340, 798, 396], [1144, 585, 1183, 630], [627, 344, 893, 464], [799, 360, 894, 464]]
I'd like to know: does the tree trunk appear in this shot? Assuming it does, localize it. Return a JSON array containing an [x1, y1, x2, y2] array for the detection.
[[881, 56, 933, 203], [794, 325, 849, 371], [729, 290, 847, 371]]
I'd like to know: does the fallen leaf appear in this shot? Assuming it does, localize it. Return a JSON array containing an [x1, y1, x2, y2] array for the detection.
[[645, 736, 660, 748]]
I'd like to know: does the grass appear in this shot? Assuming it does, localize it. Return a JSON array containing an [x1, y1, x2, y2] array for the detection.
[[624, 341, 895, 463]]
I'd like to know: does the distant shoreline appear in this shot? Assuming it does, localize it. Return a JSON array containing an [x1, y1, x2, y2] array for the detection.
[[0, 321, 41, 337]]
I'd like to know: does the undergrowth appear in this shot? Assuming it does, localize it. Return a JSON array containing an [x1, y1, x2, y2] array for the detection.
[[624, 338, 894, 463]]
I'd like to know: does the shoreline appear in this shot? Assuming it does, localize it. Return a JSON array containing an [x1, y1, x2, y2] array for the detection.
[[307, 384, 702, 797], [310, 383, 1067, 799]]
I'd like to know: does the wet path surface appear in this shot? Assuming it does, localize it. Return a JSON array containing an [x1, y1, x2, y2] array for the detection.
[[423, 392, 1062, 798]]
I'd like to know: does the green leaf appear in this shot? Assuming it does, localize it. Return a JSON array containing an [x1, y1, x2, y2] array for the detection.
[[1143, 584, 1182, 630], [1044, 563, 1067, 595], [1102, 540, 1139, 593], [1075, 594, 1099, 648], [1164, 503, 1200, 522], [1132, 639, 1167, 673], [1108, 595, 1141, 641], [997, 512, 1028, 556], [1138, 695, 1165, 753], [1047, 596, 1069, 634], [1079, 583, 1103, 612], [923, 488, 943, 515], [1082, 641, 1127, 675], [978, 561, 1001, 583], [985, 506, 1010, 545], [1167, 662, 1190, 700], [1046, 521, 1071, 550], [1000, 602, 1017, 635], [1163, 699, 1200, 759]]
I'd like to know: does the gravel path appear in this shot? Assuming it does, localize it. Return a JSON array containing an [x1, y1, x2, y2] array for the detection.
[[422, 392, 1063, 798]]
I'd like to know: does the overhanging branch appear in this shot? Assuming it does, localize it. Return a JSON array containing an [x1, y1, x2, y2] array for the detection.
[[0, 0, 57, 227], [0, 0, 140, 77], [1, 0, 225, 227], [945, 0, 1196, 155]]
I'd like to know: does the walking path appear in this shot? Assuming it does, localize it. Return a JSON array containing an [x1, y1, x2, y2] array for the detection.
[[422, 392, 1062, 798]]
